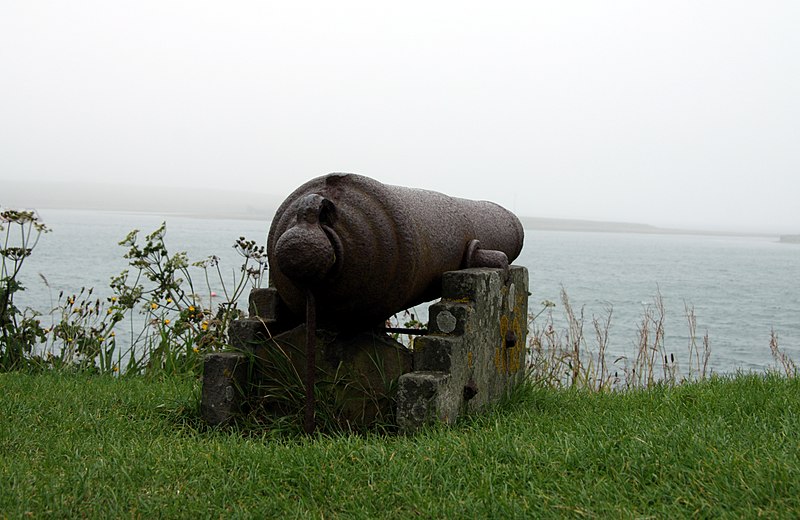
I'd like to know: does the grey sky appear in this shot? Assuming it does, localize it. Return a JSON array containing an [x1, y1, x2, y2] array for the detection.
[[1, 1, 798, 233]]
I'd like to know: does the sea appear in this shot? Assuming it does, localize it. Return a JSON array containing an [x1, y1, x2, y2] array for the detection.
[[9, 208, 800, 375]]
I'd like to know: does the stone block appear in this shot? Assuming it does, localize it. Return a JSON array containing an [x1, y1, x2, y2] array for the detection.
[[248, 288, 282, 320], [396, 371, 454, 432], [228, 318, 268, 352], [427, 302, 470, 336], [201, 352, 250, 425], [441, 267, 503, 305], [413, 335, 460, 372]]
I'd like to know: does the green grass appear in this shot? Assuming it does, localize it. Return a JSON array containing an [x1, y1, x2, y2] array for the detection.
[[2, 372, 799, 518]]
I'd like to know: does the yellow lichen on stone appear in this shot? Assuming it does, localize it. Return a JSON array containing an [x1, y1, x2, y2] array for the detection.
[[496, 313, 524, 374], [496, 315, 509, 373]]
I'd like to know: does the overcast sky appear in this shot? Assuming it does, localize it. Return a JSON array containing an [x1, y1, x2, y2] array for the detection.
[[2, 1, 799, 233]]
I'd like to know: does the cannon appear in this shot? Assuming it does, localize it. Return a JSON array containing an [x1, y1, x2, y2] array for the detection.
[[202, 173, 528, 434], [267, 173, 524, 329]]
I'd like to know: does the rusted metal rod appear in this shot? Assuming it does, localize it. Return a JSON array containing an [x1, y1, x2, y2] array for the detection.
[[380, 327, 429, 336], [304, 289, 316, 435]]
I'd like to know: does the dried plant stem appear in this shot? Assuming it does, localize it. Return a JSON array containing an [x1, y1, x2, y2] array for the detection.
[[592, 304, 613, 391], [769, 329, 797, 378]]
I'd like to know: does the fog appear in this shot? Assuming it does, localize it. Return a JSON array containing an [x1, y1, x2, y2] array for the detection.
[[2, 1, 799, 234]]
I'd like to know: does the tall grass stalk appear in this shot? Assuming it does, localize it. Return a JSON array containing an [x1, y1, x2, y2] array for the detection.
[[685, 301, 711, 380], [769, 329, 797, 378], [528, 287, 722, 391]]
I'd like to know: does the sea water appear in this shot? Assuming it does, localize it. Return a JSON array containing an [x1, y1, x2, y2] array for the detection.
[[10, 208, 800, 374], [519, 230, 800, 374]]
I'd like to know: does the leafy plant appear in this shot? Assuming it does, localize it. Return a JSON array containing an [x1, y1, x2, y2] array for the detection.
[[0, 209, 50, 369], [106, 223, 267, 375], [1, 211, 268, 377]]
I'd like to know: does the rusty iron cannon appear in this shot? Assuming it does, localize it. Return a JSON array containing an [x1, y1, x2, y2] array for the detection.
[[265, 173, 525, 433], [267, 173, 525, 329], [202, 173, 527, 434]]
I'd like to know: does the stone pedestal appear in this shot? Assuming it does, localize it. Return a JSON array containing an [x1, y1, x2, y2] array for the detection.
[[201, 266, 529, 432], [255, 326, 413, 427], [396, 266, 529, 432]]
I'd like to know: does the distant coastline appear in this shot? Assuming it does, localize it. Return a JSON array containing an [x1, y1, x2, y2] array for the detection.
[[779, 234, 800, 244], [2, 179, 780, 239], [516, 217, 775, 238]]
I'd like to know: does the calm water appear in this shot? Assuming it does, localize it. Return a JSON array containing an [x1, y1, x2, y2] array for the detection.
[[12, 209, 800, 374]]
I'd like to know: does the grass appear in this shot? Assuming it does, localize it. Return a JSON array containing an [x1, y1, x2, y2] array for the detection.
[[2, 371, 799, 518], [528, 288, 715, 391]]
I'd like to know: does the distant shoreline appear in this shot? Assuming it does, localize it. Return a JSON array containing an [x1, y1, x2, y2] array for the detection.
[[3, 179, 781, 239], [21, 205, 780, 240], [517, 216, 777, 238]]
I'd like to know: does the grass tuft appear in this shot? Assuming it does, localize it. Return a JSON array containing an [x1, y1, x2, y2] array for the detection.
[[529, 287, 720, 391]]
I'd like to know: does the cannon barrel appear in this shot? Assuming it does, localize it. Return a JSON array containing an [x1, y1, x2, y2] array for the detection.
[[267, 173, 524, 329]]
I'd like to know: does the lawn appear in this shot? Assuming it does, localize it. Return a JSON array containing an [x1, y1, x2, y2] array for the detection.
[[2, 372, 799, 518]]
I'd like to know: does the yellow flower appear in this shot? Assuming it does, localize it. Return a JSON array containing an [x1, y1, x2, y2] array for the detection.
[[112, 365, 119, 372], [201, 321, 208, 331], [110, 331, 116, 337], [107, 309, 113, 315], [192, 347, 199, 353], [166, 298, 173, 304], [98, 336, 104, 342], [150, 302, 158, 310], [188, 306, 195, 312], [111, 297, 118, 302], [164, 319, 171, 325]]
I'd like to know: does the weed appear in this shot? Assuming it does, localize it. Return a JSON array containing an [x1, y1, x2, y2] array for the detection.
[[769, 329, 797, 378], [1, 210, 267, 377], [0, 209, 50, 369], [527, 286, 721, 391]]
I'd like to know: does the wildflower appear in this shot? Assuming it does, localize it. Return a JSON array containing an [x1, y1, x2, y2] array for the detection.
[[107, 309, 113, 315], [110, 331, 116, 337], [164, 319, 171, 325], [201, 321, 209, 331], [192, 347, 199, 353], [113, 365, 119, 373], [189, 305, 195, 312], [98, 336, 104, 342], [150, 302, 158, 310], [111, 296, 118, 302], [167, 298, 173, 304]]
